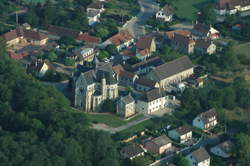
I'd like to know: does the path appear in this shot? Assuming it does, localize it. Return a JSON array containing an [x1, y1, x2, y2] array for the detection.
[[122, 0, 159, 38], [92, 115, 150, 134]]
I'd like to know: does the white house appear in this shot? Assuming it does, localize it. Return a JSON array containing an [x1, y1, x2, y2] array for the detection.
[[210, 140, 234, 158], [136, 88, 168, 114], [192, 108, 218, 131], [215, 0, 250, 16], [156, 5, 173, 22], [87, 2, 105, 26], [186, 147, 211, 166], [168, 125, 192, 143]]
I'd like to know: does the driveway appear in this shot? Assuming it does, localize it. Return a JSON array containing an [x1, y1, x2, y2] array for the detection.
[[122, 0, 159, 38], [92, 115, 151, 134]]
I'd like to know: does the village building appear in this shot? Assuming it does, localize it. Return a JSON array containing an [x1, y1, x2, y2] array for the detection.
[[102, 30, 134, 51], [119, 70, 138, 87], [195, 39, 216, 55], [120, 144, 145, 160], [117, 94, 136, 118], [170, 33, 195, 54], [124, 56, 164, 75], [156, 5, 174, 22], [144, 135, 172, 154], [192, 23, 220, 40], [77, 33, 101, 46], [48, 25, 83, 39], [1, 26, 48, 47], [73, 58, 118, 112], [147, 56, 194, 90], [186, 147, 211, 166], [193, 108, 218, 131], [168, 125, 192, 143], [215, 0, 250, 15], [136, 88, 168, 114], [73, 47, 99, 63], [210, 140, 234, 158], [28, 59, 53, 77], [136, 35, 156, 60], [134, 77, 160, 92]]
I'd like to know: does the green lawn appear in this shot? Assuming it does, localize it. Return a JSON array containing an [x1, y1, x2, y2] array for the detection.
[[85, 113, 144, 128], [232, 42, 250, 56], [170, 0, 211, 20], [224, 108, 250, 123], [118, 119, 155, 134]]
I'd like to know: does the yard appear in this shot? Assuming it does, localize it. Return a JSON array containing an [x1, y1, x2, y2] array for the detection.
[[85, 113, 144, 128], [232, 42, 250, 56], [163, 0, 212, 21]]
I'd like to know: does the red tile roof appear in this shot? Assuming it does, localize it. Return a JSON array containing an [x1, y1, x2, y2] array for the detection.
[[77, 33, 101, 43], [108, 30, 134, 46], [8, 51, 23, 60]]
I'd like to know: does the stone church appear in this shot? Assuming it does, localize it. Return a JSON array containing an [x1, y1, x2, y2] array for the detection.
[[73, 57, 118, 112]]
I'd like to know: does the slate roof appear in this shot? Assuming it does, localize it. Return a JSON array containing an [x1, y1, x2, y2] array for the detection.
[[87, 9, 100, 17], [151, 56, 193, 81], [161, 5, 173, 16], [135, 77, 158, 88], [87, 1, 104, 9], [77, 63, 117, 85], [196, 39, 213, 49], [48, 25, 82, 38], [139, 88, 165, 102], [125, 56, 164, 72], [121, 144, 144, 158], [172, 33, 195, 46], [121, 94, 134, 104], [120, 70, 136, 79], [191, 147, 210, 162], [136, 35, 154, 50], [213, 140, 234, 155], [193, 23, 211, 35], [174, 125, 192, 135], [199, 108, 217, 124], [152, 135, 172, 147]]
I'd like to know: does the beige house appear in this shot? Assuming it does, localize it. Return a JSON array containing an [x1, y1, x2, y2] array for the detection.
[[170, 33, 195, 54], [147, 56, 194, 90], [195, 39, 216, 55], [215, 0, 250, 15], [1, 26, 48, 47], [117, 94, 136, 118], [144, 135, 172, 154], [136, 35, 156, 60]]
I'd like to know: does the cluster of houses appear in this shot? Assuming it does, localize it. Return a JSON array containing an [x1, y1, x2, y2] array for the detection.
[[120, 108, 235, 166], [215, 0, 250, 15]]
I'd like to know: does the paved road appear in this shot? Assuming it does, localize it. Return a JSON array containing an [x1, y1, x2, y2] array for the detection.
[[122, 0, 159, 38], [92, 115, 150, 134]]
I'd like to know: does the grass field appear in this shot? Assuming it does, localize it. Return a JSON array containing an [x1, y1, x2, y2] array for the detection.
[[224, 108, 250, 123], [117, 119, 155, 134], [170, 0, 211, 20], [85, 113, 144, 128], [232, 42, 250, 56], [22, 0, 45, 3]]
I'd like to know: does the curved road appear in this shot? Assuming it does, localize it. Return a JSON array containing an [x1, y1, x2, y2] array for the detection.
[[122, 0, 159, 38]]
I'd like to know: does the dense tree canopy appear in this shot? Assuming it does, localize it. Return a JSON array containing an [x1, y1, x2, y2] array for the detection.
[[0, 48, 119, 165]]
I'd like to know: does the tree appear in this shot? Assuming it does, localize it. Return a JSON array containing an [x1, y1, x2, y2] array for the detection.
[[44, 51, 58, 62], [198, 4, 216, 25], [175, 154, 189, 166], [132, 156, 152, 166], [101, 99, 116, 113], [59, 36, 76, 46], [98, 50, 110, 60], [237, 133, 250, 165], [106, 44, 118, 55], [64, 57, 75, 66]]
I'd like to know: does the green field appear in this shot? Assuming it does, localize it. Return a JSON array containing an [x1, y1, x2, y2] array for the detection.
[[232, 42, 250, 56], [117, 119, 155, 134], [22, 0, 45, 4], [85, 113, 144, 128], [170, 0, 211, 20]]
